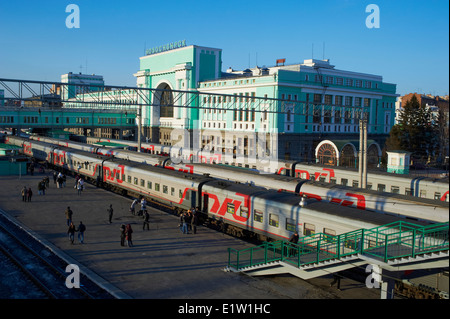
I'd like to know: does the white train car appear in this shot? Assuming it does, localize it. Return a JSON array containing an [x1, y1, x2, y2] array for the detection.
[[103, 160, 213, 212], [290, 162, 449, 202], [200, 180, 427, 241]]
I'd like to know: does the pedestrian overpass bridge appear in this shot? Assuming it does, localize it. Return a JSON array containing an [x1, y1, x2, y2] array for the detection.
[[0, 106, 137, 131], [226, 221, 449, 299]]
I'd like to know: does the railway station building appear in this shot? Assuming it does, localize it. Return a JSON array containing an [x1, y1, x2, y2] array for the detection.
[[69, 42, 398, 166]]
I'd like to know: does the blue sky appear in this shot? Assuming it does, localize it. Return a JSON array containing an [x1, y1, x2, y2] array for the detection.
[[0, 0, 448, 96]]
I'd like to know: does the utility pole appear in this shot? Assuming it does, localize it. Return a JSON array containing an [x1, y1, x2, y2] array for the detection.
[[137, 105, 142, 152], [359, 119, 368, 188]]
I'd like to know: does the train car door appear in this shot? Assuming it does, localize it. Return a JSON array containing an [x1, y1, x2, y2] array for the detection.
[[191, 190, 197, 209], [203, 193, 209, 213]]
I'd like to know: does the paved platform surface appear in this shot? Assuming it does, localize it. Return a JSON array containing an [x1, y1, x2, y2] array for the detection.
[[0, 171, 382, 300]]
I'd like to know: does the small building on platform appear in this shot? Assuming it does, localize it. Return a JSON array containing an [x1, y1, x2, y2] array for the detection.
[[386, 151, 412, 174], [0, 143, 29, 175]]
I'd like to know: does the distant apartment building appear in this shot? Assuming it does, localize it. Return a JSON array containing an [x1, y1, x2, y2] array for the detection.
[[60, 72, 105, 100]]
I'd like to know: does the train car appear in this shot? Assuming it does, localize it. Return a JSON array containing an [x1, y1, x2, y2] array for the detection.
[[102, 159, 213, 212], [298, 182, 449, 223], [200, 180, 431, 241], [289, 162, 449, 202]]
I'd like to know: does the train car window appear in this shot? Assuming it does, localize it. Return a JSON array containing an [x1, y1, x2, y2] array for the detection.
[[269, 214, 279, 228], [391, 186, 400, 194], [377, 184, 386, 192], [179, 190, 183, 198], [434, 192, 441, 200], [285, 218, 296, 232], [163, 185, 168, 194], [253, 210, 263, 223], [239, 206, 248, 219], [117, 172, 121, 180], [419, 190, 427, 198], [155, 183, 160, 192], [330, 178, 336, 184], [140, 179, 145, 187], [134, 177, 138, 185], [227, 203, 235, 214], [304, 223, 315, 236], [127, 176, 131, 183], [352, 180, 359, 188], [341, 178, 348, 186], [405, 188, 412, 196], [367, 183, 373, 190], [147, 181, 152, 189], [171, 187, 175, 196], [319, 177, 326, 182]]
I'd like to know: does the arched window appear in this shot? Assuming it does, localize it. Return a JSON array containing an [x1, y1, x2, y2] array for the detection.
[[158, 83, 174, 118]]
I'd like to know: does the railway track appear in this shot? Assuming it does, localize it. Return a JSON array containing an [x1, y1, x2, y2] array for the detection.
[[0, 212, 115, 299]]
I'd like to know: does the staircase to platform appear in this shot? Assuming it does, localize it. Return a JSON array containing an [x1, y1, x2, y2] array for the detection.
[[225, 221, 449, 279]]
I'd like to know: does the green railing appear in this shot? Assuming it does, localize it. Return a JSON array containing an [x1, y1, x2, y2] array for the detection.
[[227, 221, 449, 271]]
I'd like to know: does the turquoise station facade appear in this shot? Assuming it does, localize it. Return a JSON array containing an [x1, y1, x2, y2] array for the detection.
[[131, 43, 398, 162]]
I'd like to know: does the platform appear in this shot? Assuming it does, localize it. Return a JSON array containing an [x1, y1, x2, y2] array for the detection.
[[0, 171, 382, 299]]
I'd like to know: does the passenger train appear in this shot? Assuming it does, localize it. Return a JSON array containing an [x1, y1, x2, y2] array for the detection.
[[4, 134, 449, 299], [13, 135, 449, 223], [5, 135, 441, 243], [72, 136, 448, 203]]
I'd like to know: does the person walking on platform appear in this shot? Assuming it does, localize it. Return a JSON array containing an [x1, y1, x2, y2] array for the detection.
[[57, 172, 63, 188], [191, 208, 199, 234], [77, 179, 83, 195], [38, 180, 45, 195], [27, 187, 33, 202], [288, 232, 299, 257], [180, 211, 189, 234], [68, 222, 76, 245], [140, 197, 147, 216], [65, 206, 73, 226], [77, 221, 86, 244], [125, 224, 133, 247], [143, 210, 150, 230], [130, 199, 138, 215], [107, 204, 114, 224], [21, 186, 27, 202], [120, 224, 126, 246]]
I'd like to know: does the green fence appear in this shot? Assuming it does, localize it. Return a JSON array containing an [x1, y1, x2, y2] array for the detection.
[[228, 221, 449, 271]]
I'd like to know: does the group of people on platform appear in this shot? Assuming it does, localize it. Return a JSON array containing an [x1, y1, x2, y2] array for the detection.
[[179, 207, 200, 234]]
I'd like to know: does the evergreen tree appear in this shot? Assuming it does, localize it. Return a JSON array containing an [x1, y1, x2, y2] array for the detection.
[[385, 95, 439, 162]]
